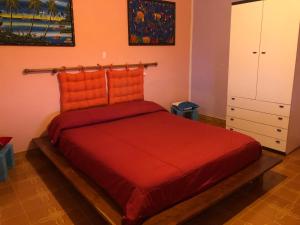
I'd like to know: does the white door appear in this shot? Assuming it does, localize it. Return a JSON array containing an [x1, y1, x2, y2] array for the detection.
[[256, 0, 300, 104], [228, 1, 263, 99]]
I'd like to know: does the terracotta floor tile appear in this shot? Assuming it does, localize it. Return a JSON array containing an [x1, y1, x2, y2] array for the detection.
[[9, 169, 38, 183], [13, 156, 27, 166], [283, 163, 300, 173], [12, 175, 46, 191], [13, 183, 49, 202], [26, 205, 65, 225], [284, 157, 300, 166], [0, 201, 24, 220], [30, 213, 75, 225], [240, 208, 277, 225], [264, 194, 293, 209], [275, 215, 300, 225], [0, 185, 14, 196], [273, 187, 298, 203], [284, 181, 300, 193], [0, 212, 31, 225], [250, 201, 291, 221], [0, 180, 11, 190], [21, 190, 62, 213], [290, 207, 300, 219], [0, 187, 18, 208]]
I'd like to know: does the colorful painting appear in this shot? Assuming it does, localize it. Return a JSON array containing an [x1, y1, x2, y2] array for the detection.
[[128, 0, 175, 46], [0, 0, 75, 46]]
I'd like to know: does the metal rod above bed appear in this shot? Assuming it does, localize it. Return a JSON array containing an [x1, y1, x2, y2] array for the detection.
[[23, 62, 158, 75]]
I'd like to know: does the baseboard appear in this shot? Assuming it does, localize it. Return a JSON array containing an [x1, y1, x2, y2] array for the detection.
[[199, 114, 226, 128]]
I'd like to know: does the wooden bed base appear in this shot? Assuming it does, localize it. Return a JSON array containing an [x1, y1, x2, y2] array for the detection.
[[34, 137, 282, 225]]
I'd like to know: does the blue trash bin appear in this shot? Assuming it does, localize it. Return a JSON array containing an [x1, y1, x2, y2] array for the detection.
[[0, 144, 15, 181], [171, 105, 199, 121]]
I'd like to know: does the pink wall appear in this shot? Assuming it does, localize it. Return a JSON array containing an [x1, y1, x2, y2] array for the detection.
[[191, 0, 233, 119], [0, 0, 192, 152]]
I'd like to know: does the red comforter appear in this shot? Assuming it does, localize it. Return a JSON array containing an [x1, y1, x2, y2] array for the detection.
[[48, 101, 262, 225]]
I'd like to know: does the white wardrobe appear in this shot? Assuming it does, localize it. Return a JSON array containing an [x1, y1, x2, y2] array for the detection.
[[227, 0, 300, 154]]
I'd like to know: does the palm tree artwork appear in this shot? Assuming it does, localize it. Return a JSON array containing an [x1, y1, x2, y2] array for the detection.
[[5, 0, 19, 33], [28, 0, 41, 37], [42, 0, 57, 39], [0, 0, 74, 46]]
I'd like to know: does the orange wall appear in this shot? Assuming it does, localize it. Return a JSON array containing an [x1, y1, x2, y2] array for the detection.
[[0, 0, 192, 152]]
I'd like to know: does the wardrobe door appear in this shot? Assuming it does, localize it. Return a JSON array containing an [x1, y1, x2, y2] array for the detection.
[[228, 1, 263, 99], [256, 0, 300, 104]]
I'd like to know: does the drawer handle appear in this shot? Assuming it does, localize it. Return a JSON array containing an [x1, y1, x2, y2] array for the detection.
[[231, 108, 235, 111], [231, 97, 235, 100], [261, 51, 266, 54], [230, 128, 234, 131], [230, 118, 234, 121], [276, 140, 281, 144], [252, 51, 258, 54], [279, 105, 284, 108], [278, 117, 283, 121], [277, 129, 282, 133]]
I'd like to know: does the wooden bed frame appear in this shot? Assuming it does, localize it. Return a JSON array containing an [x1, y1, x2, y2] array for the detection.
[[34, 137, 282, 225]]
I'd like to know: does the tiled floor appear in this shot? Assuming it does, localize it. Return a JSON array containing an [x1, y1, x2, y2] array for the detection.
[[0, 148, 299, 225]]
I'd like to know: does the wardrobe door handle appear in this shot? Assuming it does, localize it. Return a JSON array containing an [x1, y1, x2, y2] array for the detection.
[[252, 51, 258, 54], [261, 51, 266, 54], [279, 105, 284, 109], [230, 118, 234, 121], [275, 140, 281, 144], [278, 117, 283, 121], [231, 97, 236, 100], [277, 129, 282, 133], [231, 108, 235, 111]]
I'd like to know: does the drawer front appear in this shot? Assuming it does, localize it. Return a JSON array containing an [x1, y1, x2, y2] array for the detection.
[[227, 107, 289, 129], [226, 117, 288, 140], [227, 97, 291, 116], [226, 126, 286, 152]]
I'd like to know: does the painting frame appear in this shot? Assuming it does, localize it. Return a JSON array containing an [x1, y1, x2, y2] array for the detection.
[[127, 0, 176, 46], [0, 0, 76, 47]]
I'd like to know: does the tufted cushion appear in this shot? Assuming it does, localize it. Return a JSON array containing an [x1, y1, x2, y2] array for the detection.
[[107, 68, 144, 104], [58, 70, 108, 112]]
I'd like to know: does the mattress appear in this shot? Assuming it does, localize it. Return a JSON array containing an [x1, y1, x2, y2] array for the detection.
[[48, 101, 262, 225]]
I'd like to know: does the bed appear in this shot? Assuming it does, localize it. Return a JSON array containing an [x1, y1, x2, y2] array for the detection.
[[33, 100, 282, 225]]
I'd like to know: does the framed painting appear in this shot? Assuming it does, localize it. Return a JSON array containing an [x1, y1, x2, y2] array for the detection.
[[0, 0, 75, 46], [128, 0, 175, 46]]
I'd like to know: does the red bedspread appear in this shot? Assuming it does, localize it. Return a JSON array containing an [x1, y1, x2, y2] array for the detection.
[[48, 101, 262, 225]]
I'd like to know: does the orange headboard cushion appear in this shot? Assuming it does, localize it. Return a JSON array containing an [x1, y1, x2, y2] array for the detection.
[[107, 67, 144, 104], [58, 70, 108, 112]]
